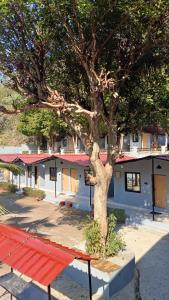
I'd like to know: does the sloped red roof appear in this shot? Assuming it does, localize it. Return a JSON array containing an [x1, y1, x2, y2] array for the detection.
[[0, 224, 92, 286], [0, 153, 135, 166], [0, 154, 19, 163], [16, 153, 54, 165], [55, 153, 135, 166]]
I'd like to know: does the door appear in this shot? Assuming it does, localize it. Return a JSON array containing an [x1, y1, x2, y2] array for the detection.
[[62, 168, 69, 192], [34, 166, 38, 186], [142, 133, 149, 150], [70, 168, 78, 193], [154, 175, 167, 208]]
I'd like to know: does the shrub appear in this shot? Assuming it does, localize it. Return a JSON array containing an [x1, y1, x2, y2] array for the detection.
[[23, 187, 45, 200], [0, 182, 17, 193], [84, 213, 125, 257], [108, 208, 126, 223], [0, 182, 9, 190], [105, 214, 125, 257], [7, 184, 17, 193], [85, 220, 104, 255]]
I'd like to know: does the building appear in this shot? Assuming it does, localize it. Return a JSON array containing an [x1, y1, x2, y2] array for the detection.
[[0, 126, 168, 157], [1, 152, 169, 213], [0, 153, 133, 210], [113, 155, 169, 212]]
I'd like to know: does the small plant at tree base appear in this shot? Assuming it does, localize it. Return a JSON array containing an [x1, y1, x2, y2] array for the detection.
[[84, 214, 125, 258], [85, 220, 104, 256]]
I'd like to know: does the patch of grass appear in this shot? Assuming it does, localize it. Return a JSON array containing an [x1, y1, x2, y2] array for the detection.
[[23, 187, 45, 200]]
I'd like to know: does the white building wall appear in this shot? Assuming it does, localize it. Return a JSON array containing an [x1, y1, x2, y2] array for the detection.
[[129, 134, 142, 151], [113, 158, 169, 210]]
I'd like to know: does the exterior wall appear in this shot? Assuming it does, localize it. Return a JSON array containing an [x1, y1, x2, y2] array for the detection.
[[13, 159, 93, 202], [129, 133, 152, 151], [129, 134, 142, 151], [113, 159, 152, 209], [0, 144, 38, 154], [113, 158, 169, 210], [43, 159, 93, 198]]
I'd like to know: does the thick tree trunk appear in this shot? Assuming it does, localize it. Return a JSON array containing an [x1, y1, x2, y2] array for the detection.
[[93, 172, 112, 245], [89, 143, 113, 246]]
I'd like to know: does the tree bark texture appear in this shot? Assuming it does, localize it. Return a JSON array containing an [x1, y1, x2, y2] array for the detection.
[[90, 143, 113, 244]]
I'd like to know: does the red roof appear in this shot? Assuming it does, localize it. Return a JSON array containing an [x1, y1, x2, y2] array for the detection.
[[0, 224, 93, 286], [0, 153, 135, 166], [16, 153, 53, 165], [55, 153, 135, 166], [0, 154, 19, 163]]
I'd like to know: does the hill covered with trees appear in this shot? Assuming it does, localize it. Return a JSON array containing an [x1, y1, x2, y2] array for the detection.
[[0, 85, 31, 145]]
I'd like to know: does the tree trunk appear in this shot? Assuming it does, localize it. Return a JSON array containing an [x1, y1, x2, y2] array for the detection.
[[93, 171, 112, 245], [89, 142, 113, 246]]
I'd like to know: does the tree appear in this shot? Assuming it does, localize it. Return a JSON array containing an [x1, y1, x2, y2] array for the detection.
[[0, 162, 22, 175], [18, 109, 67, 150], [0, 0, 168, 246]]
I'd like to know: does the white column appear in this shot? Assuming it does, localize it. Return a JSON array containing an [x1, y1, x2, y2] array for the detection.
[[120, 133, 124, 152], [165, 133, 168, 148]]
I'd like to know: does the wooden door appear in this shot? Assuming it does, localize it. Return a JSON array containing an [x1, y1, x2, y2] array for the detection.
[[154, 175, 167, 208], [70, 168, 78, 193], [142, 133, 149, 149], [62, 168, 69, 192]]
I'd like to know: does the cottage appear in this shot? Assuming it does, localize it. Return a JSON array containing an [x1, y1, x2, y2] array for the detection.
[[113, 155, 169, 212], [0, 153, 133, 210]]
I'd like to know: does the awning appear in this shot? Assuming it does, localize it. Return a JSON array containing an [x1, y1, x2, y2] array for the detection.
[[0, 224, 93, 286]]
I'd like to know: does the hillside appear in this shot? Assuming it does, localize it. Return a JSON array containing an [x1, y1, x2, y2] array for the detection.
[[0, 85, 31, 146]]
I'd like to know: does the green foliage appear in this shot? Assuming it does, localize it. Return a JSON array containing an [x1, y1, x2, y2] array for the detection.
[[108, 208, 126, 224], [105, 214, 125, 257], [84, 214, 125, 257], [85, 220, 104, 255], [0, 85, 30, 145], [0, 162, 23, 175], [23, 187, 45, 200], [18, 109, 67, 139], [0, 182, 17, 193]]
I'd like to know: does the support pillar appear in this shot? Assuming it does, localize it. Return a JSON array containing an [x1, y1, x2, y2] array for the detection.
[[88, 260, 92, 300]]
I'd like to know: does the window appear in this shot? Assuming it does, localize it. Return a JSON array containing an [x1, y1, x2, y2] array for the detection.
[[125, 172, 141, 192], [132, 133, 139, 143], [62, 138, 67, 147], [50, 167, 57, 181], [27, 166, 32, 178]]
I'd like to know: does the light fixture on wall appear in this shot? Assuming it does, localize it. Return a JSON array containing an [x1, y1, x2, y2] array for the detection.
[[156, 164, 162, 169]]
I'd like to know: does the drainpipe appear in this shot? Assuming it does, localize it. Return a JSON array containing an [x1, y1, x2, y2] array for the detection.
[[151, 157, 155, 221]]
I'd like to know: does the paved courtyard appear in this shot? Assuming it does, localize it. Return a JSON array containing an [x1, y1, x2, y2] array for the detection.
[[0, 192, 169, 299]]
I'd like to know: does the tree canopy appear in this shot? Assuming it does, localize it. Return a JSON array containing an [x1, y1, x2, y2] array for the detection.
[[18, 109, 67, 140], [0, 0, 168, 241]]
